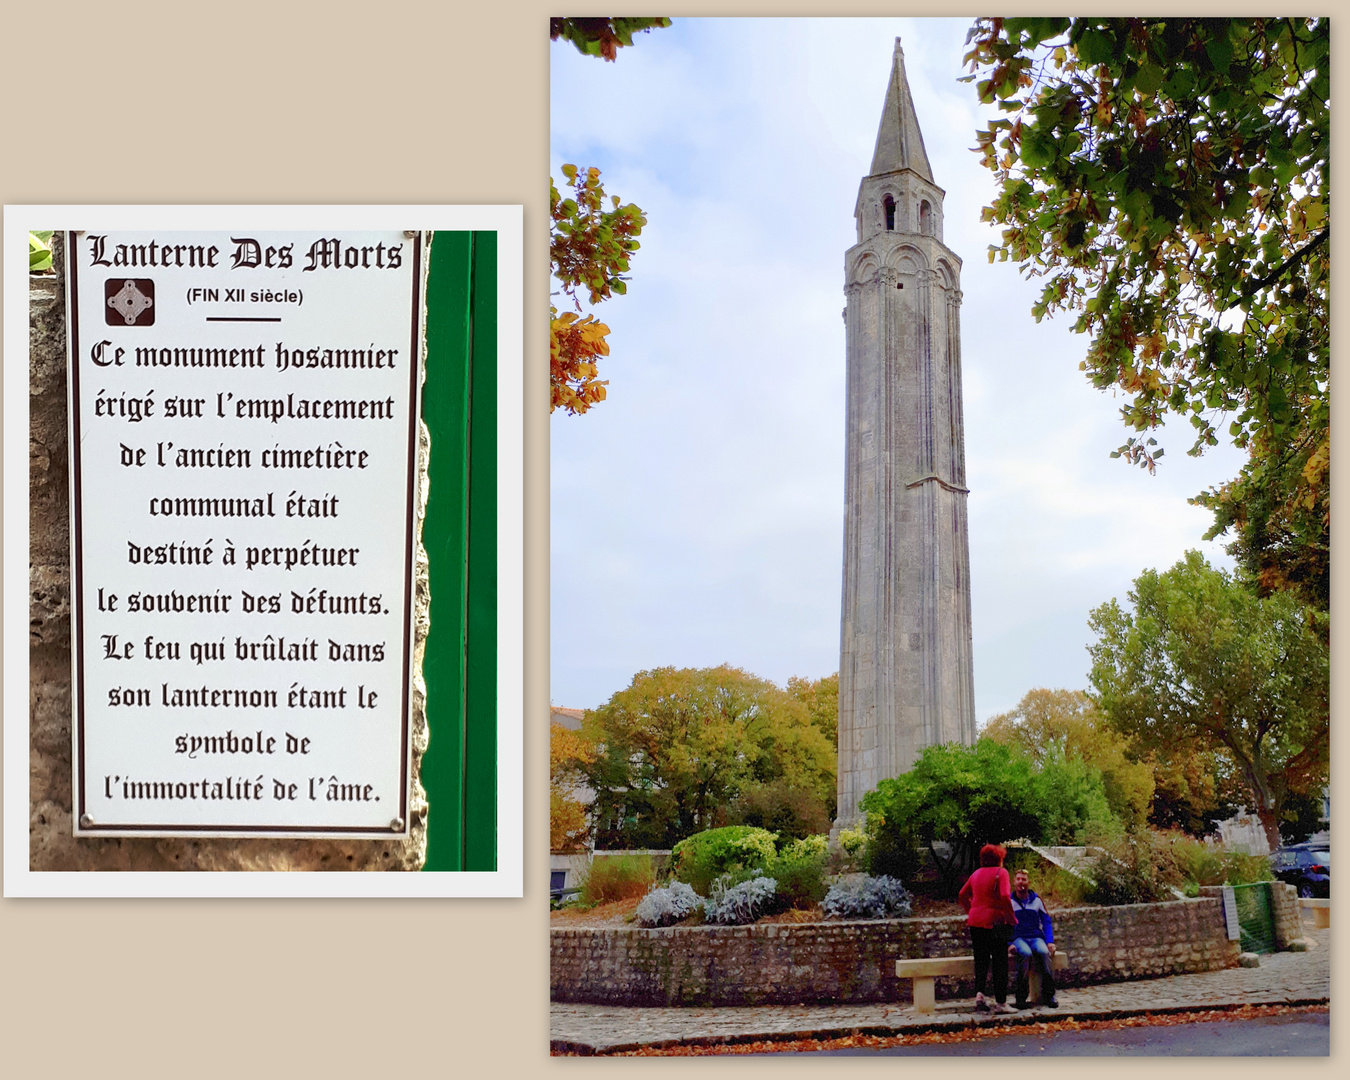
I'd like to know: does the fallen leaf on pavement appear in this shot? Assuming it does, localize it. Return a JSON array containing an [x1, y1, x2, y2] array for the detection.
[[571, 1003, 1329, 1056]]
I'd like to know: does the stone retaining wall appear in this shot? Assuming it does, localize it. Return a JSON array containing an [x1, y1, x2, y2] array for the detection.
[[1268, 881, 1302, 947], [1198, 881, 1302, 949], [551, 898, 1240, 1006]]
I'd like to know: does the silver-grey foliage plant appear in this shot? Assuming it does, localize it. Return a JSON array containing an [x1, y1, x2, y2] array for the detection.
[[703, 875, 778, 925], [634, 881, 704, 928], [822, 874, 914, 919]]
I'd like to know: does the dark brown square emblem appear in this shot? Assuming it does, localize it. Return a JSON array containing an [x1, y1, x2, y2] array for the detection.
[[105, 277, 155, 326]]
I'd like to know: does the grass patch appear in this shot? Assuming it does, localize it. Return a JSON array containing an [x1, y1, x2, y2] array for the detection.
[[579, 853, 656, 906], [1166, 834, 1272, 888]]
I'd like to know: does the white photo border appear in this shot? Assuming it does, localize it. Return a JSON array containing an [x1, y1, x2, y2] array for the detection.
[[4, 204, 523, 897]]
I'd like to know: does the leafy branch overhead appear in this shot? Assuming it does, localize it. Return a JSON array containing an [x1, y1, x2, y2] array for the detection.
[[549, 20, 668, 415], [964, 18, 1329, 606], [550, 166, 648, 415], [550, 17, 672, 61]]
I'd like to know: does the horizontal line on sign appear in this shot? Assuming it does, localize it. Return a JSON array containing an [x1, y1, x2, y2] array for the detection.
[[206, 316, 282, 322]]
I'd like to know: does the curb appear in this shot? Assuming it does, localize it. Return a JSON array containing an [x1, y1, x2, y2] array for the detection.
[[551, 997, 1331, 1055]]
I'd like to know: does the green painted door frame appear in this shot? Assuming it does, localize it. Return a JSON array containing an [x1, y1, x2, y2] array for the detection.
[[420, 231, 497, 870]]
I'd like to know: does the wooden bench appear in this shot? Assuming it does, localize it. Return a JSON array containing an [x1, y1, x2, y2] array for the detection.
[[895, 952, 1069, 1014], [1300, 897, 1330, 929]]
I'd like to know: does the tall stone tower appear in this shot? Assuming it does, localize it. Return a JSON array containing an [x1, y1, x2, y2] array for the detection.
[[836, 39, 976, 828]]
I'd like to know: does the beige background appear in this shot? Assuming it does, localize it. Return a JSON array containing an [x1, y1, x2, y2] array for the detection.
[[1, 1, 1340, 1075]]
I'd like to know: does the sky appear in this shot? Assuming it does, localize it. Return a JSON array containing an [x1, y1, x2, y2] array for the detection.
[[549, 17, 1247, 723]]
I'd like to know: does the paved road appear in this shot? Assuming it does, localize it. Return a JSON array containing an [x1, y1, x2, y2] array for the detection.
[[552, 924, 1329, 1054], [794, 1011, 1330, 1056]]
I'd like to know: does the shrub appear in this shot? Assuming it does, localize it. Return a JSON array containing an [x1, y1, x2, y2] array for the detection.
[[1168, 835, 1227, 886], [634, 881, 703, 927], [824, 826, 867, 875], [1082, 830, 1182, 905], [1222, 850, 1273, 886], [1070, 828, 1273, 905], [822, 874, 914, 919], [862, 817, 923, 882], [861, 740, 1123, 895], [781, 833, 828, 859], [861, 742, 1043, 893], [762, 842, 829, 909], [579, 853, 656, 906], [837, 827, 866, 860], [704, 876, 780, 925], [672, 826, 777, 895]]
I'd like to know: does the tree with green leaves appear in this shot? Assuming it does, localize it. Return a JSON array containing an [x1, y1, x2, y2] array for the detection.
[[862, 739, 1116, 894], [964, 18, 1329, 607], [549, 18, 670, 414], [983, 687, 1155, 828], [579, 665, 835, 849], [1088, 550, 1329, 851], [1276, 787, 1328, 846]]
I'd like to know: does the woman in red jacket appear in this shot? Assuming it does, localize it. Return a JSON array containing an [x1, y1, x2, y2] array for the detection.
[[958, 843, 1017, 1014]]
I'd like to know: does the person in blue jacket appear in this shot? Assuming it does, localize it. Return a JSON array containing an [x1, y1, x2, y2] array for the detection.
[[1009, 868, 1058, 1008]]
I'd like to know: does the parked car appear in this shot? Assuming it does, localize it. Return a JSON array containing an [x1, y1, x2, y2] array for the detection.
[[1269, 844, 1330, 898]]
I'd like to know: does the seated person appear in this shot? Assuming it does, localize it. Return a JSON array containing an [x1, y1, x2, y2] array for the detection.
[[1009, 868, 1058, 1008]]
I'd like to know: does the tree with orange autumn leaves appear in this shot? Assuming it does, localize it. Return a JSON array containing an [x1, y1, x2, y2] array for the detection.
[[556, 666, 837, 851], [549, 19, 669, 414], [550, 165, 647, 414], [551, 719, 596, 852]]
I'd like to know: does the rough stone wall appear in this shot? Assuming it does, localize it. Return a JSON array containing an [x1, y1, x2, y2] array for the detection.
[[28, 234, 428, 870], [1268, 881, 1301, 947], [551, 898, 1239, 1006]]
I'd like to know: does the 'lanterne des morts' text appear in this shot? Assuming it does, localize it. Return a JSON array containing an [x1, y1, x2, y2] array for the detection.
[[87, 235, 405, 272]]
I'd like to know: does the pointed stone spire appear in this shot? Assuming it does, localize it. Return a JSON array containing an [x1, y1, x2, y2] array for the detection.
[[868, 37, 933, 181], [836, 37, 973, 832]]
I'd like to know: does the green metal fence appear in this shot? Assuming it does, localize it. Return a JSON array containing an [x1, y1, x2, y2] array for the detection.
[[420, 231, 497, 871], [1231, 881, 1276, 954]]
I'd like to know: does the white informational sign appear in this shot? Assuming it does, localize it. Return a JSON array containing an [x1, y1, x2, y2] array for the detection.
[[1221, 884, 1241, 940], [66, 229, 423, 837]]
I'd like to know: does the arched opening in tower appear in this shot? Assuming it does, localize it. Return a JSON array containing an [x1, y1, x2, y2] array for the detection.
[[883, 195, 896, 231]]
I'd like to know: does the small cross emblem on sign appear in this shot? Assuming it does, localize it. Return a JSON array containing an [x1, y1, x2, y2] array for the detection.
[[105, 278, 155, 325]]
